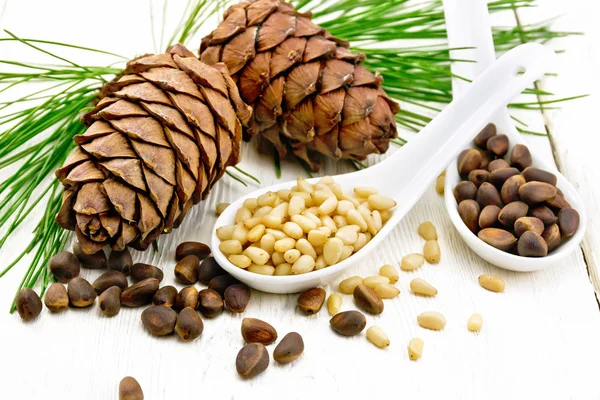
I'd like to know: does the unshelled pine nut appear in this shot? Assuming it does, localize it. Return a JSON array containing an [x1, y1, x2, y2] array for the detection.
[[291, 255, 315, 275], [374, 283, 400, 299], [248, 265, 275, 275], [229, 254, 251, 269], [260, 234, 275, 254], [379, 264, 399, 283], [244, 247, 270, 265], [274, 263, 292, 276], [366, 326, 390, 348], [401, 253, 425, 271], [339, 276, 363, 294], [284, 249, 301, 264], [417, 312, 446, 330], [296, 239, 317, 259], [220, 240, 242, 255], [282, 222, 303, 239], [478, 275, 505, 292], [467, 313, 483, 332], [247, 224, 266, 243], [216, 203, 229, 215], [408, 338, 424, 361], [323, 237, 344, 265], [368, 194, 397, 211], [327, 293, 342, 315], [363, 275, 390, 289], [217, 225, 235, 241], [418, 221, 438, 241], [354, 187, 378, 197], [423, 240, 441, 264], [288, 196, 305, 216], [410, 278, 437, 296]]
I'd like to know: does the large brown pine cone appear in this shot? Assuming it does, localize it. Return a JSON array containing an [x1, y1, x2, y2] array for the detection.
[[55, 44, 252, 254], [200, 0, 400, 171]]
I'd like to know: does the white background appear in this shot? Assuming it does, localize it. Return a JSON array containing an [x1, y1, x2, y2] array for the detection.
[[1, 1, 600, 399]]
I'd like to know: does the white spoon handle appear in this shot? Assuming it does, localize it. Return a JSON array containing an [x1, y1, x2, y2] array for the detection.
[[363, 43, 555, 211]]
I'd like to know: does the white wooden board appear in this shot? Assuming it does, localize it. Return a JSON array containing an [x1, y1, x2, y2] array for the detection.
[[1, 1, 599, 399]]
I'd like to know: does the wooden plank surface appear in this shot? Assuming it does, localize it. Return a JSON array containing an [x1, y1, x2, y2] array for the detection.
[[1, 1, 599, 399]]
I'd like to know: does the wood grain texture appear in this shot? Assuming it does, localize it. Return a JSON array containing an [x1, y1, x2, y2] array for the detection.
[[1, 1, 600, 399]]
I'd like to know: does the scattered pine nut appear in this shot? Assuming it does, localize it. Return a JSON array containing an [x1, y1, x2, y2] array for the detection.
[[467, 313, 483, 332], [408, 338, 424, 360], [374, 283, 400, 299], [379, 264, 399, 283], [363, 275, 390, 289], [418, 221, 438, 241], [339, 276, 363, 294], [216, 202, 230, 215], [401, 253, 425, 271], [423, 240, 441, 264], [410, 278, 438, 297], [417, 312, 446, 331], [366, 326, 390, 348], [478, 275, 505, 292], [435, 173, 445, 195], [327, 293, 342, 315]]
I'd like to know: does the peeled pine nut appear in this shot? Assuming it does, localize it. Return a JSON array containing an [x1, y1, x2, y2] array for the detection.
[[363, 275, 390, 289], [216, 225, 235, 241], [401, 253, 425, 271], [271, 202, 289, 219], [379, 264, 399, 284], [315, 255, 327, 270], [318, 176, 334, 185], [219, 240, 242, 255], [358, 207, 378, 235], [232, 224, 249, 244], [243, 198, 258, 213], [435, 174, 445, 194], [329, 183, 343, 199], [417, 312, 446, 331], [418, 221, 438, 241], [274, 238, 296, 253], [243, 217, 262, 229], [266, 229, 287, 241], [271, 252, 285, 266], [257, 191, 277, 207], [235, 207, 252, 223], [410, 278, 438, 296], [297, 178, 314, 193], [478, 275, 505, 292], [366, 326, 390, 348], [320, 215, 337, 233], [277, 190, 292, 202], [467, 313, 483, 332], [352, 233, 368, 252], [248, 264, 275, 275], [291, 191, 312, 207], [291, 214, 317, 233], [354, 187, 378, 197], [347, 209, 368, 232], [339, 246, 353, 262], [229, 254, 251, 269], [244, 247, 270, 266], [247, 224, 266, 243], [336, 200, 355, 216], [335, 225, 359, 245], [408, 338, 424, 361], [323, 237, 344, 265], [288, 196, 305, 216], [318, 196, 338, 215], [291, 255, 316, 275], [260, 234, 275, 254], [296, 238, 317, 259], [254, 206, 273, 218], [423, 240, 441, 264], [371, 211, 382, 232], [333, 215, 348, 228], [284, 249, 301, 264], [368, 194, 397, 211], [301, 210, 322, 227], [374, 283, 400, 299], [274, 263, 292, 276], [312, 190, 334, 206], [380, 210, 392, 224], [262, 215, 282, 229], [282, 222, 303, 239], [339, 276, 363, 294], [308, 229, 328, 246], [216, 203, 229, 215], [327, 293, 342, 315]]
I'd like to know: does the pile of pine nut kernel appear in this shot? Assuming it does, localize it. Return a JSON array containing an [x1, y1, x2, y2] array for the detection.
[[217, 177, 397, 275]]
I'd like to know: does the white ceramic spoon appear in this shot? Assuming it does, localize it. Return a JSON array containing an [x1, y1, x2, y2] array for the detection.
[[212, 43, 556, 293], [443, 0, 587, 272]]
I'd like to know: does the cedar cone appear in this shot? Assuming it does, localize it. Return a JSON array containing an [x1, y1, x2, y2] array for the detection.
[[199, 0, 400, 171], [55, 44, 252, 254]]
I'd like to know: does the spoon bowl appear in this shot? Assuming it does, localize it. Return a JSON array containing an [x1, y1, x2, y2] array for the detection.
[[212, 43, 558, 293], [443, 0, 587, 272]]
